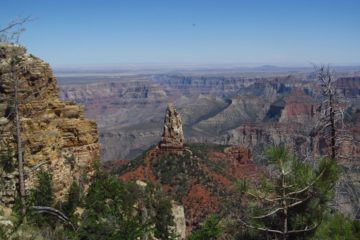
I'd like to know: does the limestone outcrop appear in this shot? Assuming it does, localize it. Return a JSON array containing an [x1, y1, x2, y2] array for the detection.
[[171, 201, 186, 240], [0, 43, 99, 206], [159, 103, 185, 152]]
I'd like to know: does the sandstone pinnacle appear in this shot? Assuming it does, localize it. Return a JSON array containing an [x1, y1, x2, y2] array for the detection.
[[159, 103, 184, 150]]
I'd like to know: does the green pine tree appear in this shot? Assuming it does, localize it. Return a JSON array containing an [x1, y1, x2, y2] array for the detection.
[[237, 145, 340, 240]]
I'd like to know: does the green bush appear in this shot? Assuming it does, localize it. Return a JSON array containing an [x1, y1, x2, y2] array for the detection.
[[153, 196, 177, 239], [187, 214, 223, 240], [77, 171, 151, 240], [27, 171, 55, 227], [310, 213, 360, 240], [0, 151, 15, 173], [62, 181, 81, 218], [28, 171, 54, 207]]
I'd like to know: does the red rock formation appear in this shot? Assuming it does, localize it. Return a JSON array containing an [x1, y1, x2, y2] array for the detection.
[[118, 142, 262, 232], [209, 146, 259, 180], [279, 88, 318, 123], [224, 146, 252, 164]]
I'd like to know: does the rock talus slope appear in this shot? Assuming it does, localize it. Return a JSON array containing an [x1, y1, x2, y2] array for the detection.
[[0, 44, 99, 206]]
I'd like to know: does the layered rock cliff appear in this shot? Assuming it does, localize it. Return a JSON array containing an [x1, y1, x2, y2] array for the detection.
[[0, 44, 99, 206]]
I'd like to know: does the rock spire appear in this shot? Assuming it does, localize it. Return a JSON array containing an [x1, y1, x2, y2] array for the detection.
[[159, 103, 185, 151]]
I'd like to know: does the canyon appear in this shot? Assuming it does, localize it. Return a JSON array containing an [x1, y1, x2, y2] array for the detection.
[[58, 71, 360, 161], [59, 69, 360, 218], [1, 43, 359, 237]]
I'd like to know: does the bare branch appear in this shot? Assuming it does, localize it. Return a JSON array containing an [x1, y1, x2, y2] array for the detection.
[[0, 17, 32, 33], [238, 218, 283, 235], [252, 207, 283, 219], [286, 169, 325, 197], [0, 17, 33, 43], [30, 206, 76, 231], [24, 161, 48, 177]]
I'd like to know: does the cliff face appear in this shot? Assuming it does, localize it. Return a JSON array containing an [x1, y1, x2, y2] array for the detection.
[[0, 44, 99, 206], [335, 77, 360, 98]]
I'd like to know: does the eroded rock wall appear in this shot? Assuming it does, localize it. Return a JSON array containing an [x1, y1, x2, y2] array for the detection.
[[0, 44, 99, 206]]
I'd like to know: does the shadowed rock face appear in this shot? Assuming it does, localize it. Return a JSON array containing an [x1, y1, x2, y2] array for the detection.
[[0, 44, 99, 206], [159, 103, 185, 151]]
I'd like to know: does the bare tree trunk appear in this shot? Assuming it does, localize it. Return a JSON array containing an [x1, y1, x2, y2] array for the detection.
[[15, 76, 26, 215], [315, 65, 341, 160], [282, 170, 288, 240], [329, 94, 336, 159]]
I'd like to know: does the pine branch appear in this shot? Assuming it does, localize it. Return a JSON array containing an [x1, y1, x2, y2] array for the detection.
[[286, 167, 325, 197], [287, 222, 320, 234], [252, 207, 283, 219], [237, 218, 283, 235]]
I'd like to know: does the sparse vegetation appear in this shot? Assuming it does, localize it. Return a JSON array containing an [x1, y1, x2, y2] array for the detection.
[[0, 150, 15, 173], [0, 158, 179, 239]]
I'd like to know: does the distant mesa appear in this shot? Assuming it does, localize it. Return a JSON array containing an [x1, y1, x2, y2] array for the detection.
[[260, 65, 277, 68]]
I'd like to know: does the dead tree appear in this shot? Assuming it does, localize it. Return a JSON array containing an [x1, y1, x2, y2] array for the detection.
[[8, 57, 44, 216], [14, 63, 26, 215], [0, 17, 32, 43], [312, 66, 360, 218], [0, 17, 32, 215], [313, 65, 347, 160]]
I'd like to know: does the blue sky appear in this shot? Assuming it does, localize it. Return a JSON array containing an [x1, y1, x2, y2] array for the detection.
[[1, 0, 360, 67]]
